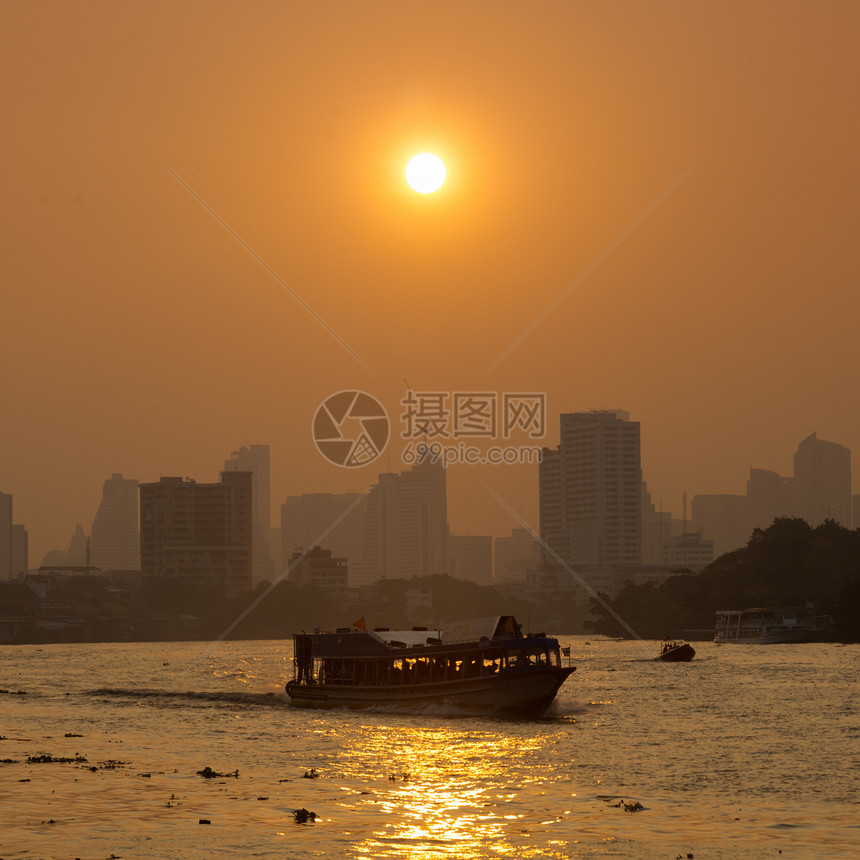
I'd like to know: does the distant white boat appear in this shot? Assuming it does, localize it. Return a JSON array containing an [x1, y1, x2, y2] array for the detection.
[[714, 607, 830, 644]]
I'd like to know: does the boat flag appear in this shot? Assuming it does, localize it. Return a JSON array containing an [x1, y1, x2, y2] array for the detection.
[[561, 645, 570, 656], [352, 616, 366, 630]]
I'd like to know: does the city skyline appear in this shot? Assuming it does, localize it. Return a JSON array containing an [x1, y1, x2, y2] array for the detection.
[[6, 419, 856, 579], [2, 3, 858, 571]]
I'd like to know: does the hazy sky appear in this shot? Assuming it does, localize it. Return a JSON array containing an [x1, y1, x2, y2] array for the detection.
[[3, 1, 858, 564]]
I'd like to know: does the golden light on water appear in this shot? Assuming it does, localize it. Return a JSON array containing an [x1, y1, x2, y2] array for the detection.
[[346, 725, 554, 859]]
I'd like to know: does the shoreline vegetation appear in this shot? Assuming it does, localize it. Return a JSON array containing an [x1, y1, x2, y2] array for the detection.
[[1, 519, 858, 646]]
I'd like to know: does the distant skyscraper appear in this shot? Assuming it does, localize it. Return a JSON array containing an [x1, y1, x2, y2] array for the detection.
[[662, 532, 714, 571], [281, 492, 367, 584], [139, 472, 253, 598], [539, 410, 642, 566], [746, 468, 795, 532], [10, 524, 28, 577], [690, 493, 749, 557], [365, 458, 448, 582], [224, 444, 275, 584], [90, 474, 140, 570], [792, 432, 851, 527], [0, 492, 12, 579], [641, 482, 672, 565], [494, 527, 542, 582], [41, 524, 89, 567], [447, 534, 493, 584]]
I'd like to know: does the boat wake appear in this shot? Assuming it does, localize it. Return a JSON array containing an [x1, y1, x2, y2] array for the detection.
[[84, 688, 289, 707]]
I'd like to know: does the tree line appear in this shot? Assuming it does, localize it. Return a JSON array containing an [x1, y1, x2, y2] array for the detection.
[[586, 518, 860, 640]]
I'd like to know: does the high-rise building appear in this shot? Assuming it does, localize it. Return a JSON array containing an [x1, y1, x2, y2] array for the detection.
[[139, 472, 253, 598], [641, 482, 672, 565], [10, 525, 28, 578], [539, 410, 642, 566], [280, 492, 367, 584], [224, 444, 275, 584], [0, 492, 12, 579], [447, 534, 493, 584], [663, 532, 714, 571], [90, 474, 140, 571], [690, 493, 749, 558], [746, 468, 795, 532], [41, 525, 89, 567], [494, 527, 542, 582], [365, 457, 448, 582], [793, 432, 851, 527]]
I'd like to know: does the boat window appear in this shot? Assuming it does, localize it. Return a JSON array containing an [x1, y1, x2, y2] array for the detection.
[[482, 656, 500, 675]]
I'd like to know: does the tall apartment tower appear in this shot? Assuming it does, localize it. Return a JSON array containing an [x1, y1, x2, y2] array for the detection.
[[494, 527, 542, 582], [793, 432, 852, 527], [539, 410, 642, 566], [447, 534, 493, 585], [0, 492, 28, 578], [224, 445, 274, 584], [0, 491, 12, 579], [365, 457, 448, 583], [746, 468, 795, 532], [90, 474, 140, 570], [139, 472, 253, 598]]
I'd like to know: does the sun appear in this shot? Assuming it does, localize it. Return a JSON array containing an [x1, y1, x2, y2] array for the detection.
[[405, 153, 446, 194]]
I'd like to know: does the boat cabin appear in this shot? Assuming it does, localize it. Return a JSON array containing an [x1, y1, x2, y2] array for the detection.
[[293, 615, 565, 688]]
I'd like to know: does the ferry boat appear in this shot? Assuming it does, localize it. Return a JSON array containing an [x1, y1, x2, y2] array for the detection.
[[714, 607, 830, 644], [285, 615, 575, 717]]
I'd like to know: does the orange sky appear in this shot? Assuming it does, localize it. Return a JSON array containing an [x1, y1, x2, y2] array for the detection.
[[2, 1, 859, 563]]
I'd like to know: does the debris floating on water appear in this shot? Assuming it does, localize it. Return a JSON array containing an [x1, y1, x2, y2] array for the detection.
[[197, 766, 239, 779], [294, 808, 317, 823]]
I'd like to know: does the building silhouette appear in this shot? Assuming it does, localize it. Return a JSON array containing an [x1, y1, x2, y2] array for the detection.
[[641, 482, 672, 565], [793, 432, 851, 527], [139, 472, 252, 598], [224, 444, 275, 584], [746, 468, 795, 532], [540, 410, 642, 566], [689, 432, 853, 557], [280, 492, 368, 585], [690, 493, 748, 558], [493, 527, 542, 583], [0, 492, 28, 579], [365, 457, 448, 583], [287, 545, 348, 597], [447, 534, 493, 585], [90, 474, 140, 571], [42, 524, 88, 568]]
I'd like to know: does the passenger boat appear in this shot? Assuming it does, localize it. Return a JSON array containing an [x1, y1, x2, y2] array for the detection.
[[714, 607, 830, 644], [655, 640, 695, 662], [285, 615, 575, 717]]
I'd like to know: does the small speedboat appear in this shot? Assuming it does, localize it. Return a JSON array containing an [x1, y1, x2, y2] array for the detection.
[[655, 641, 695, 662]]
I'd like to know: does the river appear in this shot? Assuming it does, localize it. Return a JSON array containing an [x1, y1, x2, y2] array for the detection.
[[1, 636, 857, 859]]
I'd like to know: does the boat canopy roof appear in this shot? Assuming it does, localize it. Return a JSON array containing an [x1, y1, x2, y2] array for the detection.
[[441, 616, 522, 643], [372, 616, 521, 646]]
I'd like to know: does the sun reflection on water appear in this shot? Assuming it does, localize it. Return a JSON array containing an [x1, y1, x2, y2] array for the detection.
[[340, 723, 572, 859]]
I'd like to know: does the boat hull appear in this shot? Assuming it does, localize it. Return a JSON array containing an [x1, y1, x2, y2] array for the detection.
[[287, 666, 575, 718]]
